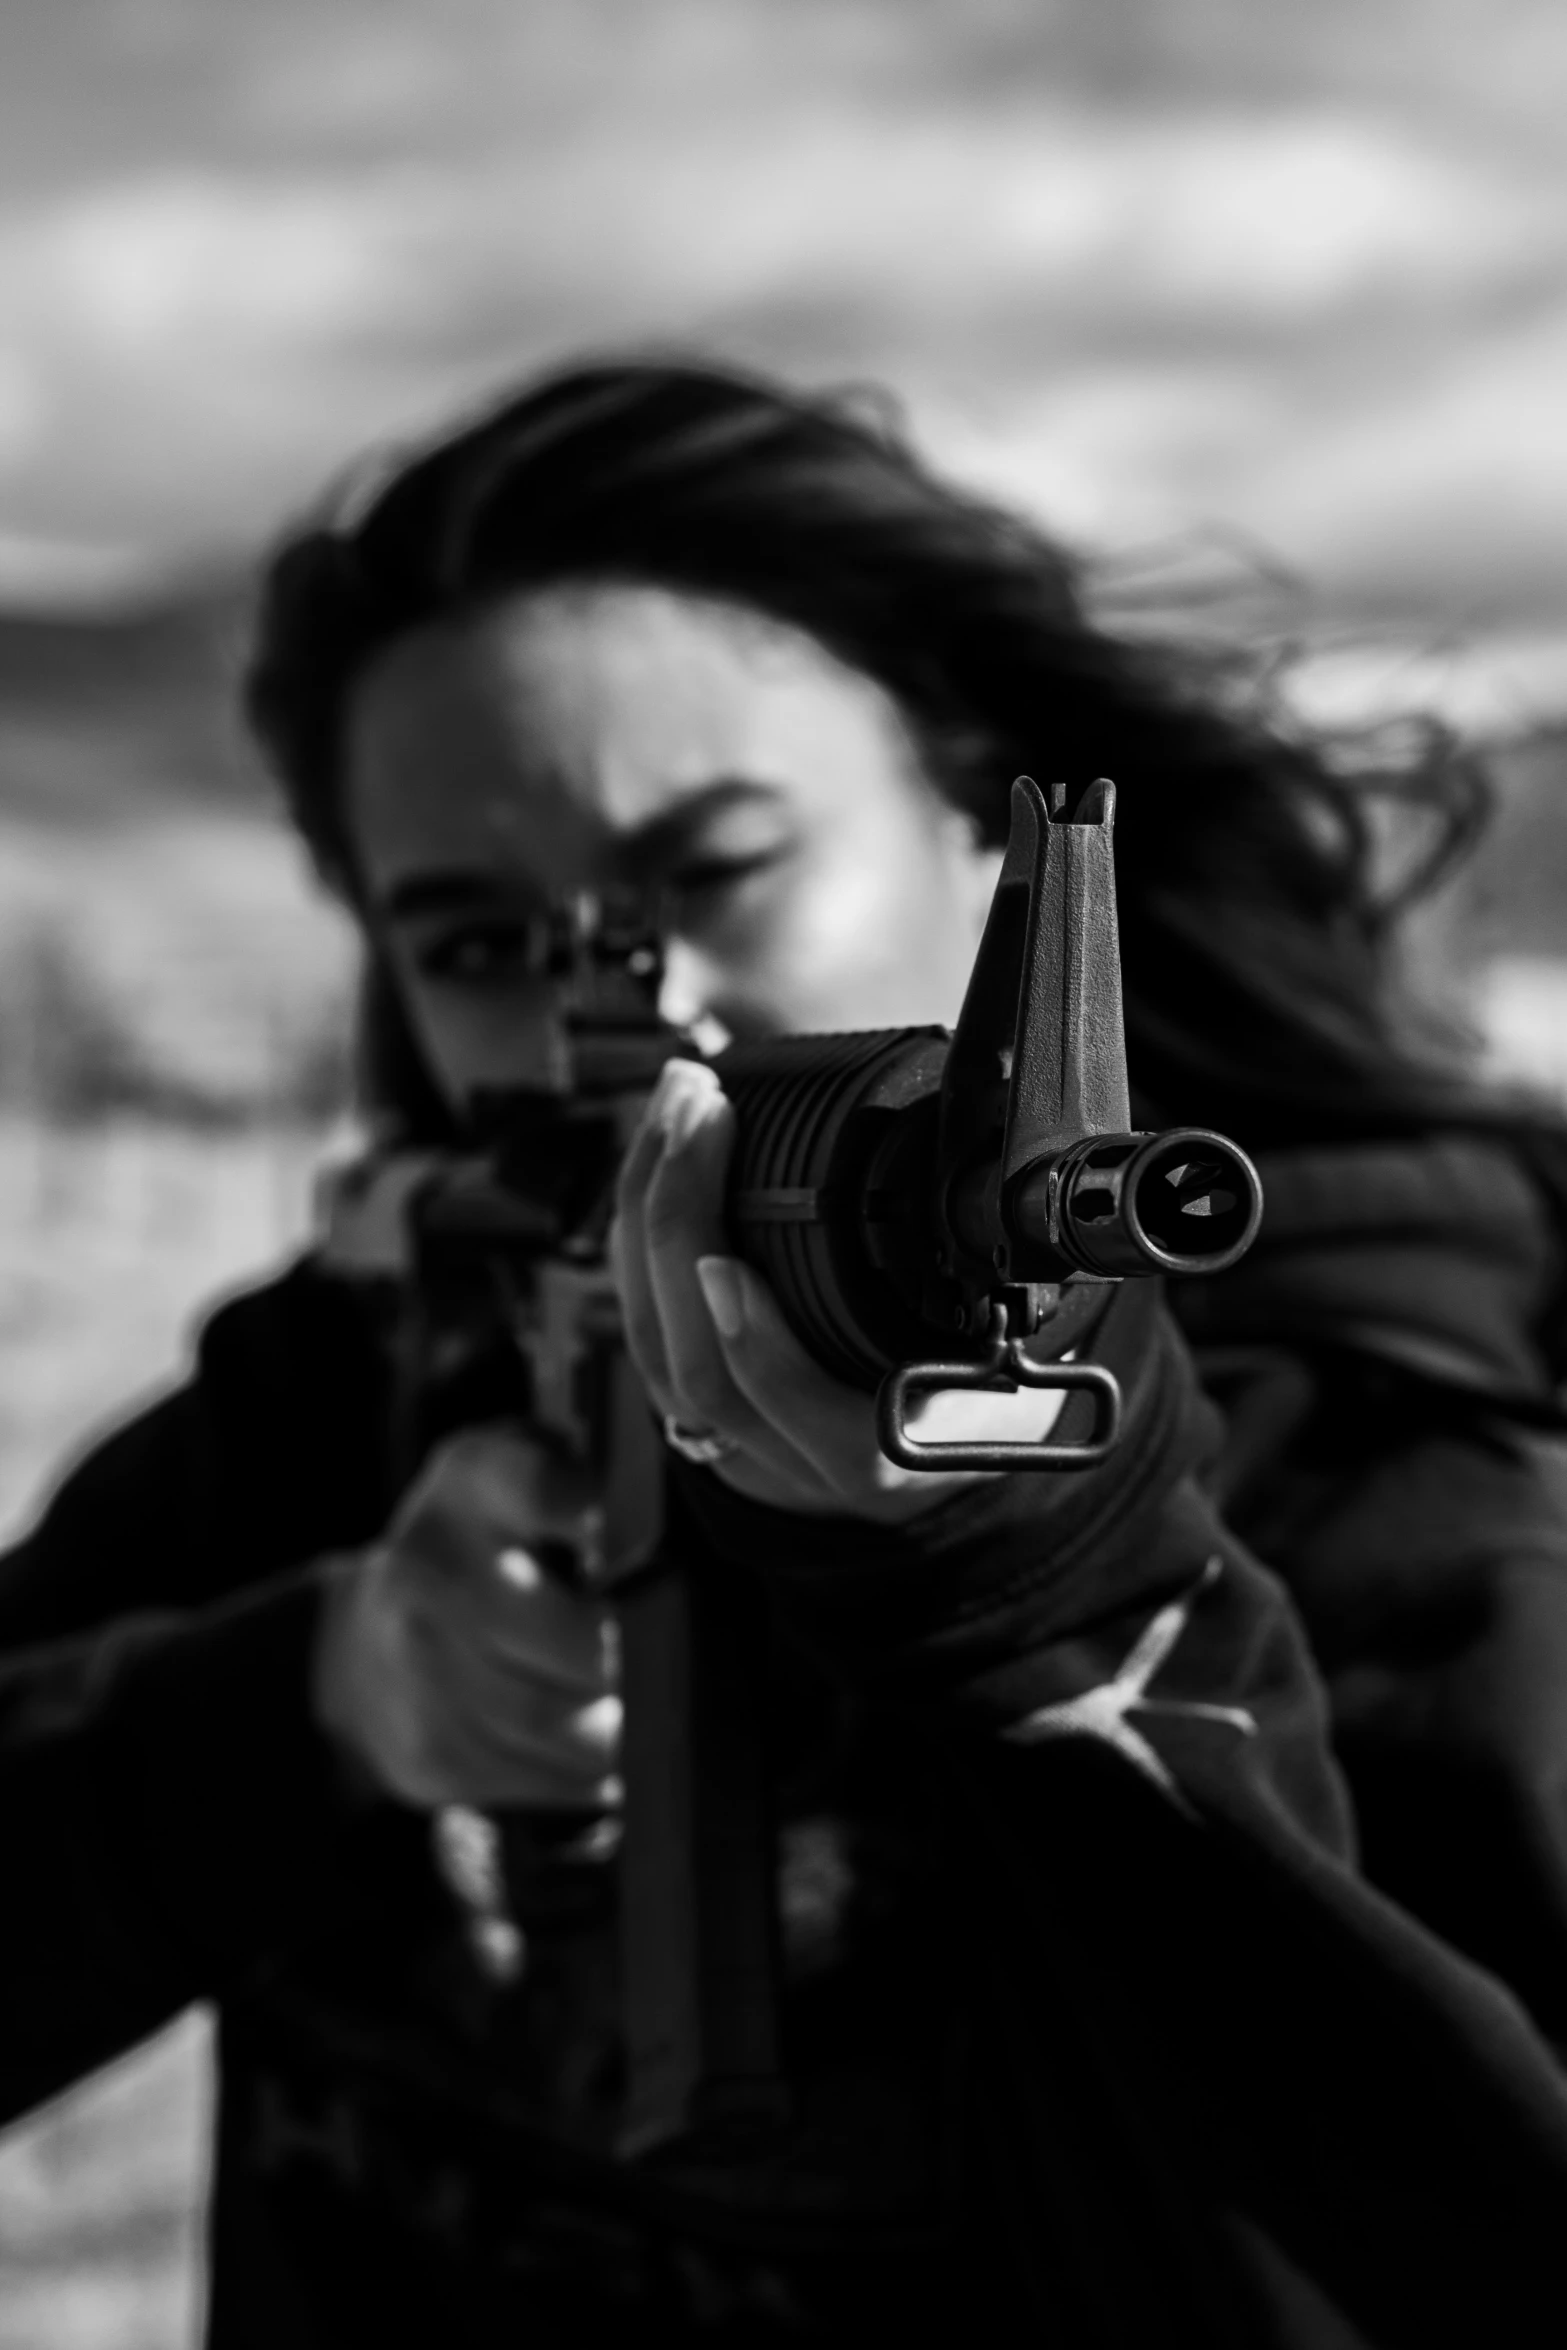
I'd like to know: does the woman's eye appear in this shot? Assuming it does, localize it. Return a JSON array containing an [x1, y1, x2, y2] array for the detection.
[[417, 924, 538, 984], [668, 848, 784, 902]]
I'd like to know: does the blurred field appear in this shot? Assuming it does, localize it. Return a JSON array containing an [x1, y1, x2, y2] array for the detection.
[[0, 2012, 211, 2350], [0, 572, 356, 2338], [0, 1117, 331, 2350], [0, 776, 348, 2347]]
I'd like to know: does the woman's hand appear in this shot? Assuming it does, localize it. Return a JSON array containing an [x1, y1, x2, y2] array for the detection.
[[612, 1056, 1064, 1523], [312, 1427, 620, 1810]]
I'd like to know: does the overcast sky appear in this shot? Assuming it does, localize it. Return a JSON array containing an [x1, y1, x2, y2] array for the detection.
[[2, 0, 1565, 722]]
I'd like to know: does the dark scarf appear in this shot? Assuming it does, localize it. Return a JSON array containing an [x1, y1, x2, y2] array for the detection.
[[1172, 1131, 1567, 1419]]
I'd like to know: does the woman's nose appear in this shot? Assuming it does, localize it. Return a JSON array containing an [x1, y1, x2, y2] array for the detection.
[[657, 938, 707, 1031], [657, 939, 731, 1057]]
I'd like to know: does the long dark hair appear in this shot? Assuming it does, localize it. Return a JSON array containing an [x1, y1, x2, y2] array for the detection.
[[245, 355, 1497, 1150]]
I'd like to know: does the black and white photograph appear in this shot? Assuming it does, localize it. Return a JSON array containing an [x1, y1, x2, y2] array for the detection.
[[3, 6, 1567, 2345]]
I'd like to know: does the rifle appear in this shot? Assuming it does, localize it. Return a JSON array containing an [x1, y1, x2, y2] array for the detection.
[[317, 774, 1263, 2157]]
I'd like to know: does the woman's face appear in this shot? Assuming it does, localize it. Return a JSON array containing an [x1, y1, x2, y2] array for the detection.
[[344, 582, 1003, 1114]]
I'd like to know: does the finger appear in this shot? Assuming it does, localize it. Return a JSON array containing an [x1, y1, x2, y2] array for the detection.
[[406, 1709, 623, 1811], [609, 1204, 674, 1419], [432, 1699, 620, 1798], [611, 1058, 697, 1411], [694, 1253, 922, 1503], [643, 1067, 746, 1426], [426, 1425, 600, 1546], [467, 1545, 616, 1691], [405, 1612, 621, 1793], [618, 1066, 808, 1486], [617, 1054, 682, 1200], [452, 1762, 622, 1812], [393, 1423, 608, 1604], [339, 1601, 610, 1812], [431, 1636, 623, 1774], [391, 1542, 613, 1696], [390, 1428, 540, 1573]]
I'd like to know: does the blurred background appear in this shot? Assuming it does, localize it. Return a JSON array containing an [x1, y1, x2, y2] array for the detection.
[[2, 3, 1565, 2341]]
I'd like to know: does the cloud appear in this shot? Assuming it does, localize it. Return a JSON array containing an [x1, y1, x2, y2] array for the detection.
[[0, 170, 434, 375], [945, 108, 1540, 321], [0, 101, 1548, 491], [0, 530, 157, 608], [0, 347, 44, 464], [1236, 305, 1567, 614], [0, 169, 457, 555], [0, 6, 1562, 718], [362, 98, 1546, 336], [919, 361, 1280, 542], [1280, 630, 1567, 737]]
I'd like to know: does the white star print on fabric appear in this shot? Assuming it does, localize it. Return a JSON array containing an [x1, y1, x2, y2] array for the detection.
[[1002, 1555, 1257, 1817]]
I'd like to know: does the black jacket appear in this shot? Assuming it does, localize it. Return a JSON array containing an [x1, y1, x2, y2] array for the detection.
[[4, 1135, 1567, 2345]]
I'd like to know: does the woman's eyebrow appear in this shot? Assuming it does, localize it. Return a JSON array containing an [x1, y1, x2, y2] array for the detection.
[[614, 778, 783, 873], [377, 870, 510, 922], [375, 782, 784, 913]]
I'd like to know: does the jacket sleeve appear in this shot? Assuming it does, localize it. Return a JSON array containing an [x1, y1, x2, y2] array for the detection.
[[0, 1266, 418, 2126], [1170, 1129, 1567, 2045], [1204, 1338, 1567, 2047], [672, 1281, 1567, 2347]]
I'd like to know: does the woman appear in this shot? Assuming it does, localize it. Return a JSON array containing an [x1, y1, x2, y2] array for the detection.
[[4, 358, 1567, 2347]]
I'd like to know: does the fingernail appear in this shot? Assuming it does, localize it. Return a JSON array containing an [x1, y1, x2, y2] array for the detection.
[[664, 1091, 704, 1155], [573, 1694, 623, 1753], [496, 1546, 542, 1592], [659, 1062, 719, 1155], [696, 1254, 745, 1340], [639, 1061, 683, 1150]]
